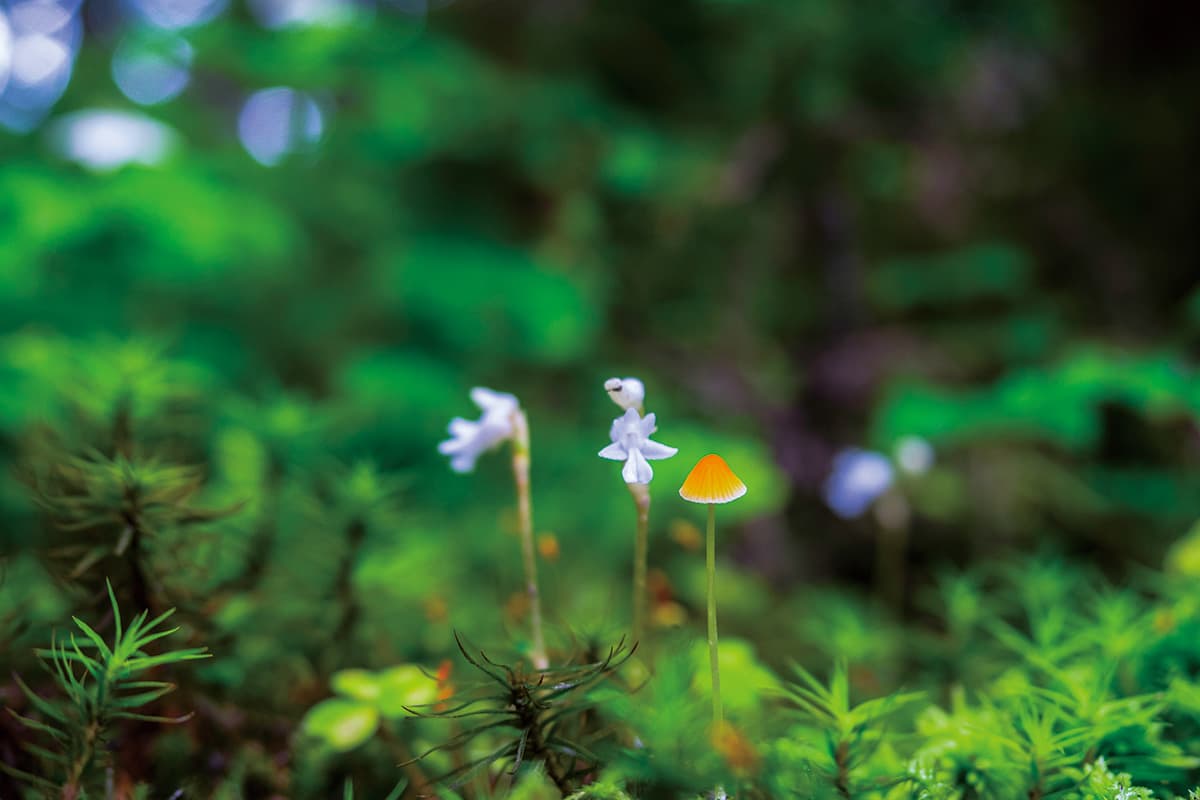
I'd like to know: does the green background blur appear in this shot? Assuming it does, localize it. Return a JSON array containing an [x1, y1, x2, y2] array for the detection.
[[3, 0, 1200, 793]]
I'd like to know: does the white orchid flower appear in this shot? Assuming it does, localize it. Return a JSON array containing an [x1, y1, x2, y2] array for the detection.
[[599, 407, 677, 484], [604, 377, 645, 413], [438, 387, 520, 473]]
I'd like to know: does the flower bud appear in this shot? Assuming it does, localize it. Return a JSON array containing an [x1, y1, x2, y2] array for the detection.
[[604, 377, 645, 412]]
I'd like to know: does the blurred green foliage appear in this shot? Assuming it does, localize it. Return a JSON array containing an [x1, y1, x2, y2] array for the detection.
[[4, 0, 1200, 795]]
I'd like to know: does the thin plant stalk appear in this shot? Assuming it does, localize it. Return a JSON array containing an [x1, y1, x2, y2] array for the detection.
[[872, 490, 911, 612], [628, 482, 651, 644], [705, 502, 723, 725], [378, 726, 433, 797], [510, 409, 548, 670]]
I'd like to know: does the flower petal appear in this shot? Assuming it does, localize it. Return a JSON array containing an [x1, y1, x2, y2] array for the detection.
[[599, 442, 628, 460], [621, 455, 640, 483], [475, 418, 513, 446], [447, 418, 476, 438], [639, 412, 658, 436], [640, 439, 678, 460], [622, 448, 653, 484], [470, 387, 517, 413], [449, 452, 478, 473]]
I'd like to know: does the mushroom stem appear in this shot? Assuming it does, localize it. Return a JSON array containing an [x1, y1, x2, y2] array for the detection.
[[706, 502, 723, 725]]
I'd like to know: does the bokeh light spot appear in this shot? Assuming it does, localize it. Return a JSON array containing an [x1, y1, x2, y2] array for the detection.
[[129, 0, 227, 31], [48, 108, 176, 171], [111, 30, 192, 105], [0, 11, 13, 96], [247, 0, 362, 29], [2, 14, 76, 131], [237, 86, 324, 167], [11, 32, 67, 85], [8, 0, 73, 35]]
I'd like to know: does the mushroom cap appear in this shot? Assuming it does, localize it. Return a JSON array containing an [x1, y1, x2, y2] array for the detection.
[[679, 454, 747, 504]]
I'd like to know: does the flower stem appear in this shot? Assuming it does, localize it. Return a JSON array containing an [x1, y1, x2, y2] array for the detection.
[[331, 518, 367, 661], [510, 409, 548, 670], [628, 482, 651, 644], [873, 490, 910, 612], [706, 503, 722, 725]]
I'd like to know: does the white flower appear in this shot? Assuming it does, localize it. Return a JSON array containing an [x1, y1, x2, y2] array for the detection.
[[599, 407, 677, 484], [604, 377, 645, 412], [438, 387, 519, 473]]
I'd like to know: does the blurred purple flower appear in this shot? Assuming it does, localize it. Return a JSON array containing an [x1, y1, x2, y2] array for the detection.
[[823, 448, 894, 519]]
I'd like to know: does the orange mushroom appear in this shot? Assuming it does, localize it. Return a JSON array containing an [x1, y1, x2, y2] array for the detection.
[[679, 453, 746, 726], [679, 454, 747, 505]]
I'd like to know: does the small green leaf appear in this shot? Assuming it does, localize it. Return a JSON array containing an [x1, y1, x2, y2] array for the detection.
[[331, 669, 382, 702], [12, 673, 66, 723], [302, 699, 380, 752], [6, 710, 66, 741], [375, 665, 439, 718], [71, 616, 113, 661]]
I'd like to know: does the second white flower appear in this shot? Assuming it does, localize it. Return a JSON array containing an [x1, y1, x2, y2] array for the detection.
[[599, 407, 677, 484]]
